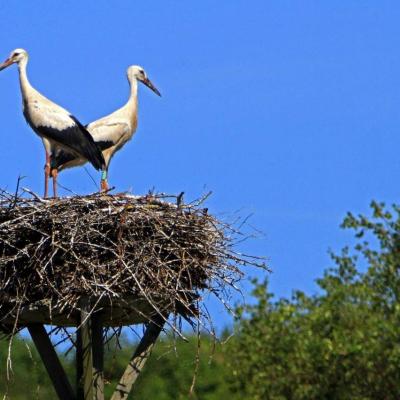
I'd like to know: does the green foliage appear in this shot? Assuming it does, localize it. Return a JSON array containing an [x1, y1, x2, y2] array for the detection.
[[0, 334, 58, 399], [102, 333, 232, 399], [128, 335, 232, 400], [226, 201, 400, 399], [0, 332, 233, 399]]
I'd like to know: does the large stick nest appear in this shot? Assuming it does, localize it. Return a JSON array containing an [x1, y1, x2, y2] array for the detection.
[[0, 190, 265, 331]]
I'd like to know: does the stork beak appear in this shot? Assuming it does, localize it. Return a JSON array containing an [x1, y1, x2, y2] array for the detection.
[[0, 58, 14, 71], [142, 77, 161, 97]]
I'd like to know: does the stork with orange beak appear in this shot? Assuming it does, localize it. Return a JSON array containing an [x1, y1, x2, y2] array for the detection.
[[0, 48, 105, 197]]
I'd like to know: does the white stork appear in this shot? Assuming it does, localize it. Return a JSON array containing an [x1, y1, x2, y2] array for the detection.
[[50, 65, 161, 192], [0, 48, 105, 198]]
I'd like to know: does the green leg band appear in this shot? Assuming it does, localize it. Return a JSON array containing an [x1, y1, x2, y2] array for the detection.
[[101, 170, 107, 180]]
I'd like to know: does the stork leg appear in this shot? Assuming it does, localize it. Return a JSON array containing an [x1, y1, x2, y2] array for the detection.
[[44, 152, 51, 199], [100, 170, 109, 192], [51, 168, 58, 198]]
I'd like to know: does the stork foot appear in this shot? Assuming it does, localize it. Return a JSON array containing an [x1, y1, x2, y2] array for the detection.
[[100, 179, 109, 192]]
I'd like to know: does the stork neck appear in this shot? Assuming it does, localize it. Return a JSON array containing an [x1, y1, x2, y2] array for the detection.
[[125, 78, 139, 130], [127, 78, 138, 106], [17, 58, 33, 98]]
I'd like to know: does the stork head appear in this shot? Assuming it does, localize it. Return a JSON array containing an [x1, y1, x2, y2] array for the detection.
[[127, 65, 161, 97], [0, 48, 28, 71]]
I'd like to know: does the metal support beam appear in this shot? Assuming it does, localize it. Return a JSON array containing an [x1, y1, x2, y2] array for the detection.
[[111, 314, 166, 400], [28, 324, 75, 400]]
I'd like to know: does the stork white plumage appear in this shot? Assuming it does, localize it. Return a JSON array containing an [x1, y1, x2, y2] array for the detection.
[[0, 48, 105, 198], [51, 65, 161, 191]]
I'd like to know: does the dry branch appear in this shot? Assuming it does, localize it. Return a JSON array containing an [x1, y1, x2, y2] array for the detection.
[[0, 190, 266, 333]]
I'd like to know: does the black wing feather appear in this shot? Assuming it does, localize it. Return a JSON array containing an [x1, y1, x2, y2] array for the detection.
[[36, 115, 105, 171], [50, 148, 77, 170], [96, 140, 115, 151], [51, 139, 114, 171]]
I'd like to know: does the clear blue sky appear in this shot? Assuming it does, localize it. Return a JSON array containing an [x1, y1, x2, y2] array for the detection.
[[1, 1, 399, 326]]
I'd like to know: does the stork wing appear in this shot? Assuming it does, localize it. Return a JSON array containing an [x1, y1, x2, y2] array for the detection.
[[50, 146, 84, 171], [51, 120, 131, 171], [88, 120, 131, 149], [24, 101, 105, 170]]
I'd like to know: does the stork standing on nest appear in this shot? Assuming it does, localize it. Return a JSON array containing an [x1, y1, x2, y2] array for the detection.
[[0, 48, 105, 198], [51, 65, 161, 192]]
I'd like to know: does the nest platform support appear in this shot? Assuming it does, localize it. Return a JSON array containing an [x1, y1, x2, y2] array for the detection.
[[28, 307, 166, 400], [28, 324, 75, 400], [0, 191, 266, 398], [111, 313, 166, 400]]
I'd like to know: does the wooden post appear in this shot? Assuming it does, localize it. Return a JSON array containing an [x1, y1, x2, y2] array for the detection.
[[77, 298, 94, 400], [92, 312, 104, 400], [28, 324, 75, 400], [76, 324, 84, 400], [27, 301, 165, 400], [111, 314, 166, 400]]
